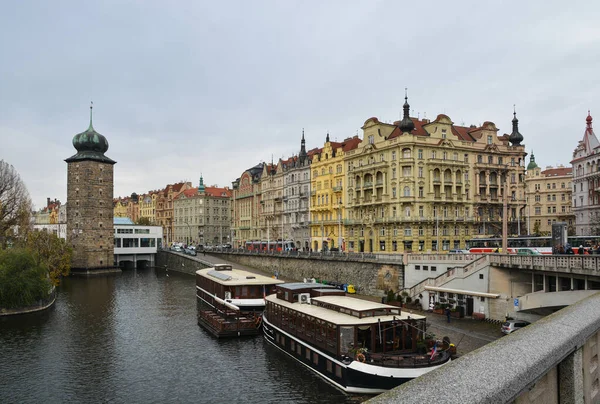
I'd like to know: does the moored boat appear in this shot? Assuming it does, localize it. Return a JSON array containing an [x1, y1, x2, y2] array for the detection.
[[263, 282, 451, 394], [196, 264, 284, 338]]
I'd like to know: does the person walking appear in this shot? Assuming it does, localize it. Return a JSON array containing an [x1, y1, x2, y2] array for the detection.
[[445, 307, 451, 323]]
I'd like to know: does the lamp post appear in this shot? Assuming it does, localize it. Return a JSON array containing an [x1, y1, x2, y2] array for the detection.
[[338, 201, 342, 251]]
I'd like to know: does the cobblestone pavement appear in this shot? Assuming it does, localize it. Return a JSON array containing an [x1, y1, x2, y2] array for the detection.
[[200, 255, 503, 356]]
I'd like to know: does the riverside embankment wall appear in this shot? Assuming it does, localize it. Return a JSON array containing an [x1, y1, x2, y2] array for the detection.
[[157, 251, 404, 296], [156, 252, 211, 275], [214, 253, 403, 296]]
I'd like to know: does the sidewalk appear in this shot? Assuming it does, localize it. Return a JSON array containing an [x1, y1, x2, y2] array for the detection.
[[407, 308, 502, 356]]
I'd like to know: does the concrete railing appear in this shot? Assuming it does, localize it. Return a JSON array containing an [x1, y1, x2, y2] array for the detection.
[[490, 254, 600, 274], [407, 253, 481, 263], [368, 292, 600, 404]]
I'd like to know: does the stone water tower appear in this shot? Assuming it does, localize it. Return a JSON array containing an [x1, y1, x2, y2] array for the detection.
[[65, 105, 116, 270]]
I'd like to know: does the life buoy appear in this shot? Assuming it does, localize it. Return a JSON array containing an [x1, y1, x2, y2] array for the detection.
[[356, 353, 366, 363]]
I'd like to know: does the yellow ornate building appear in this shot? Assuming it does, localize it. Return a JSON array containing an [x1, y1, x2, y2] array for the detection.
[[343, 97, 527, 253], [139, 191, 158, 224], [525, 153, 574, 235], [113, 197, 129, 218], [309, 133, 361, 251]]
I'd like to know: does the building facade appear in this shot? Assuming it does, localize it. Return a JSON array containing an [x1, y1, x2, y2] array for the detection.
[[173, 176, 232, 247], [156, 181, 192, 245], [309, 133, 361, 251], [65, 106, 116, 270], [572, 112, 600, 235], [282, 132, 314, 251], [232, 163, 264, 248], [138, 192, 158, 224], [525, 153, 573, 235], [343, 97, 527, 253]]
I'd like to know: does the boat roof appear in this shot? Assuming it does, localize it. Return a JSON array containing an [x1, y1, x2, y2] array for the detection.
[[265, 294, 425, 325], [196, 267, 285, 286]]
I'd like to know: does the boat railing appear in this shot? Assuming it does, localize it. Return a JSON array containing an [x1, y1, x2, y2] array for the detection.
[[358, 350, 451, 368]]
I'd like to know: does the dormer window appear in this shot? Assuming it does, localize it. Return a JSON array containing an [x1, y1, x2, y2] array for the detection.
[[368, 135, 374, 144], [442, 129, 447, 139]]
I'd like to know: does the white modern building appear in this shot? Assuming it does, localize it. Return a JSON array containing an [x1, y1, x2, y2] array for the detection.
[[114, 218, 163, 269]]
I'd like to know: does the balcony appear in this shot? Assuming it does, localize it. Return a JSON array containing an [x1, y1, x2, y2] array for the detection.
[[333, 186, 343, 192], [363, 181, 373, 188]]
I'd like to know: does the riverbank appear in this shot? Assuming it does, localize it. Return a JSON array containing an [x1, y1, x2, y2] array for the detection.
[[0, 289, 56, 317]]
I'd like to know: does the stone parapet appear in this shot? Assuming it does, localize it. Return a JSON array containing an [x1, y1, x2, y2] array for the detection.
[[367, 292, 600, 404]]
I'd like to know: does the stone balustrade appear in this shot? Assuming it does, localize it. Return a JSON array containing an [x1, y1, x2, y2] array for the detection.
[[368, 291, 600, 403]]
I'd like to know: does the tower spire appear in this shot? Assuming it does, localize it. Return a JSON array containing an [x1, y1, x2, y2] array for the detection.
[[509, 105, 524, 146], [398, 88, 415, 133], [89, 101, 94, 130]]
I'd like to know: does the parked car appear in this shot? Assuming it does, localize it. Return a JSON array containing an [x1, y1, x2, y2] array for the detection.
[[185, 246, 197, 256], [171, 245, 182, 252], [449, 249, 469, 254], [501, 319, 531, 334]]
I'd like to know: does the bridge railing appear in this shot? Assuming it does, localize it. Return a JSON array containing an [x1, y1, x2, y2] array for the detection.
[[368, 292, 600, 404], [489, 254, 600, 273]]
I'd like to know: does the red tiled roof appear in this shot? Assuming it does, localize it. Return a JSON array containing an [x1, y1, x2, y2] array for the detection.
[[341, 136, 362, 151], [178, 188, 199, 198], [542, 167, 572, 177], [205, 186, 232, 198]]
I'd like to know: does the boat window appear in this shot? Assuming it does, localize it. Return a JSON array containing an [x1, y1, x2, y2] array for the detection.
[[340, 326, 355, 354]]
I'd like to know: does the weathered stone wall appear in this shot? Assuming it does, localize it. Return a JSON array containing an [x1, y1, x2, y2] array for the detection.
[[67, 159, 114, 270], [216, 253, 404, 296], [156, 252, 210, 276]]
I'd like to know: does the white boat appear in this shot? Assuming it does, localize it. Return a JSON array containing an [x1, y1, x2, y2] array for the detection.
[[195, 264, 284, 337], [263, 282, 451, 394]]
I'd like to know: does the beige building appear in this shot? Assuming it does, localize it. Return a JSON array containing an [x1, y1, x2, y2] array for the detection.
[[525, 154, 574, 235], [232, 163, 264, 248], [344, 97, 527, 253], [173, 176, 232, 246], [156, 181, 192, 245]]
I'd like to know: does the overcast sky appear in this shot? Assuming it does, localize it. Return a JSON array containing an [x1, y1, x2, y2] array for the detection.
[[1, 1, 599, 210]]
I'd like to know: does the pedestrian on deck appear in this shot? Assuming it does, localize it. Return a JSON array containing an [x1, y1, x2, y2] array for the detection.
[[445, 307, 451, 323], [579, 245, 585, 255]]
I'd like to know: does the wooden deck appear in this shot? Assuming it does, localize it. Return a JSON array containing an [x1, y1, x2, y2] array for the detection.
[[197, 309, 262, 338]]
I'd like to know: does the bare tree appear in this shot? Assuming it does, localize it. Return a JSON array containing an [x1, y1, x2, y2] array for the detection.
[[0, 160, 32, 248]]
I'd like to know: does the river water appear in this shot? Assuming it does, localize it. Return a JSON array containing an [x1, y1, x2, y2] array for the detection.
[[0, 268, 365, 404]]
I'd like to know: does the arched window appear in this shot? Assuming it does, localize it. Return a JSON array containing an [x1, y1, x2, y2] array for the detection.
[[404, 186, 410, 197], [403, 148, 411, 158]]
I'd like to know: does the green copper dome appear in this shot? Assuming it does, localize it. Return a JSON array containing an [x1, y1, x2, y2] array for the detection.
[[527, 151, 538, 170], [65, 104, 116, 164]]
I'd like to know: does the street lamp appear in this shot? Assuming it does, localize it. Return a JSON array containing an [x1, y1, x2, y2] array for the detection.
[[338, 201, 342, 251]]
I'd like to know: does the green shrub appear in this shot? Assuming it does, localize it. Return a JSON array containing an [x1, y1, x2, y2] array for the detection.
[[0, 248, 51, 309], [386, 290, 396, 303]]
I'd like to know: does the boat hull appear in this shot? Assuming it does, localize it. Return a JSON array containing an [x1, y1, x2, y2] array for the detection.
[[262, 315, 448, 394]]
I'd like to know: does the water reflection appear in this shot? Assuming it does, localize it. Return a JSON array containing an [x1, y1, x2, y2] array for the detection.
[[0, 268, 362, 403]]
